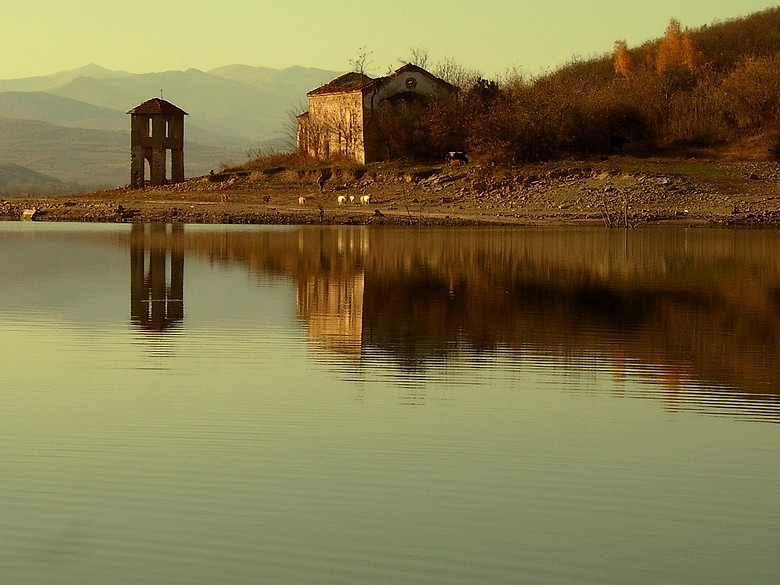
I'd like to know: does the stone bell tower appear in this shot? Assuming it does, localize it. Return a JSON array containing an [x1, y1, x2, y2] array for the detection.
[[128, 98, 187, 188]]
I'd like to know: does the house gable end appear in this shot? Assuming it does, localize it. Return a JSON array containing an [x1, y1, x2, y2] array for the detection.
[[365, 63, 454, 107]]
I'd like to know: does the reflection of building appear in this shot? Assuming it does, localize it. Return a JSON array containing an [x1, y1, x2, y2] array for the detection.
[[294, 227, 369, 355], [110, 224, 780, 418], [298, 272, 365, 355], [130, 224, 184, 331], [128, 98, 187, 188]]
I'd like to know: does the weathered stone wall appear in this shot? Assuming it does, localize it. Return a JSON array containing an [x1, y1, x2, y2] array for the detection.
[[130, 113, 185, 187], [307, 92, 366, 164], [300, 66, 453, 164]]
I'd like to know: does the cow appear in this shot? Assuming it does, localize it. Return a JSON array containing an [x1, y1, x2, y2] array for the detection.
[[447, 151, 469, 166]]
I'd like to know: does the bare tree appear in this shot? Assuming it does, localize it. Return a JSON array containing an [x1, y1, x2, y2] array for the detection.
[[282, 100, 309, 150], [350, 46, 374, 75], [434, 56, 481, 89], [400, 47, 430, 69]]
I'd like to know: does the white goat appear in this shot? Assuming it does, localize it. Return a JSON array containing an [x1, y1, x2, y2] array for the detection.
[[360, 194, 372, 205], [298, 196, 306, 205], [337, 195, 347, 205]]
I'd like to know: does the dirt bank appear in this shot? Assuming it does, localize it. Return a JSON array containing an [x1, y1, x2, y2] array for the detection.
[[3, 157, 780, 227]]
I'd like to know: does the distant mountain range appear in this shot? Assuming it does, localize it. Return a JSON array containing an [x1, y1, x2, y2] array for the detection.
[[0, 63, 340, 191]]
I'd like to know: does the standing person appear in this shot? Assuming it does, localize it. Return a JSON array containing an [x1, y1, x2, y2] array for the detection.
[[317, 170, 327, 192]]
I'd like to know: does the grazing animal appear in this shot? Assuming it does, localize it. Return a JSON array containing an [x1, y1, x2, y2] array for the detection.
[[221, 193, 230, 202], [349, 195, 355, 204], [337, 195, 347, 205], [447, 151, 469, 165], [360, 194, 371, 205], [298, 196, 307, 206]]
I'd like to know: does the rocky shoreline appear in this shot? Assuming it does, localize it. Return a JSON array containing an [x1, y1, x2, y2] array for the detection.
[[3, 158, 780, 227]]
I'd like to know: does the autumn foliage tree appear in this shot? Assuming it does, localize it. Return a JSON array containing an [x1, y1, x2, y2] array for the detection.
[[655, 19, 696, 74], [613, 40, 635, 78], [721, 55, 780, 129]]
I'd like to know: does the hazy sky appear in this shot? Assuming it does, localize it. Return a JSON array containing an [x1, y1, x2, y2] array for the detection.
[[1, 1, 777, 80]]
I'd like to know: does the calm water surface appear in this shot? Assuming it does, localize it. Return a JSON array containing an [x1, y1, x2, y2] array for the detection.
[[1, 222, 778, 584]]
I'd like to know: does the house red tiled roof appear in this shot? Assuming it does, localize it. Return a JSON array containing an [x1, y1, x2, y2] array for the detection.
[[307, 64, 455, 97], [307, 72, 374, 95]]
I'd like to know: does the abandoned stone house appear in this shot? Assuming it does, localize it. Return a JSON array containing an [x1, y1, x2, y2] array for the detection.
[[296, 64, 454, 164], [128, 98, 187, 188]]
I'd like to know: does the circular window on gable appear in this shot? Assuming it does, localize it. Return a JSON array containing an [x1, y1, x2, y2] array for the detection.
[[405, 77, 417, 89]]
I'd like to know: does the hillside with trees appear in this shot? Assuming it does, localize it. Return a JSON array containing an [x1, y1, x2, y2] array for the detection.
[[368, 8, 780, 164], [0, 162, 64, 197]]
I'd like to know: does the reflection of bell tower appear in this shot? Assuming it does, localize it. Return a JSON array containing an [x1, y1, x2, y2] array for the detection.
[[130, 224, 185, 331]]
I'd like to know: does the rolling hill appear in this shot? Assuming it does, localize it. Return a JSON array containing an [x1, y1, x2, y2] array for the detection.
[[0, 117, 249, 189], [0, 64, 340, 189], [0, 162, 63, 196]]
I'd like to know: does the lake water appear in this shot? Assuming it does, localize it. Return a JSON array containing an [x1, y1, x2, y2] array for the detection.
[[1, 222, 778, 585]]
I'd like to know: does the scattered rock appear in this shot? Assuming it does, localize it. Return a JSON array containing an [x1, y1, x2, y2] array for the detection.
[[4, 159, 780, 227]]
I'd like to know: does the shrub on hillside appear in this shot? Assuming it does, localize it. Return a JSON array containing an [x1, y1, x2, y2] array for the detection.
[[721, 55, 780, 129]]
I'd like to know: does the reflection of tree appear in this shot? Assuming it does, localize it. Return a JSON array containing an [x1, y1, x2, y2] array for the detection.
[[122, 226, 780, 410], [362, 272, 463, 369], [367, 269, 780, 402], [130, 224, 184, 331]]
